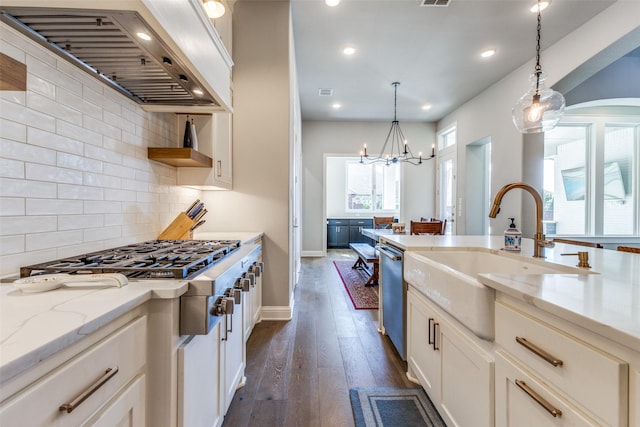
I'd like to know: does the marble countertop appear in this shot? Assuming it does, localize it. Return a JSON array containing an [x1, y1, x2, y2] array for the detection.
[[0, 232, 264, 384], [383, 233, 640, 353]]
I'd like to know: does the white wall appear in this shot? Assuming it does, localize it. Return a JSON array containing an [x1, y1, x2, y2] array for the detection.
[[438, 0, 640, 238], [199, 0, 294, 314], [0, 23, 200, 277], [301, 120, 436, 255]]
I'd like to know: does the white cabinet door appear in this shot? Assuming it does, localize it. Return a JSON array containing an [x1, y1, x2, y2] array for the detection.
[[222, 296, 245, 414], [88, 375, 146, 427], [440, 322, 493, 427], [178, 326, 222, 427], [495, 351, 600, 427], [213, 112, 232, 185], [631, 368, 639, 427], [407, 289, 441, 400]]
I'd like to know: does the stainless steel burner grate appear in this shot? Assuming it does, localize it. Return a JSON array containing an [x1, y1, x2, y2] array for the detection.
[[20, 240, 241, 279]]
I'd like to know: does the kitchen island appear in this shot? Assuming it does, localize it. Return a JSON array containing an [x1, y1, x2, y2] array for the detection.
[[376, 233, 640, 426]]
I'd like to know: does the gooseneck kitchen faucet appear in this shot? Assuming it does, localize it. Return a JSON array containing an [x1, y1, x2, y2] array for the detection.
[[489, 182, 554, 258]]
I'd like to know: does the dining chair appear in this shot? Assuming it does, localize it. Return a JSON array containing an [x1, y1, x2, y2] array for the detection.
[[410, 220, 443, 235], [617, 246, 640, 254], [373, 216, 394, 229], [421, 217, 447, 235]]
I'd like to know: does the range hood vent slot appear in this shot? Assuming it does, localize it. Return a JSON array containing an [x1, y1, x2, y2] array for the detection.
[[1, 8, 219, 107]]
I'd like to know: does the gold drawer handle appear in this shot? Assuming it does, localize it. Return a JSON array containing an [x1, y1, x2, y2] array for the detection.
[[515, 379, 563, 418], [516, 336, 563, 367], [59, 366, 119, 414]]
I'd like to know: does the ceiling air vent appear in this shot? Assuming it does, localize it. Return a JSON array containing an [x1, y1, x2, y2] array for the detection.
[[318, 88, 334, 96], [420, 0, 450, 6]]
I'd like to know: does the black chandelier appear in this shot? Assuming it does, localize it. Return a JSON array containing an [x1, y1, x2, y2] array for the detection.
[[360, 82, 434, 166]]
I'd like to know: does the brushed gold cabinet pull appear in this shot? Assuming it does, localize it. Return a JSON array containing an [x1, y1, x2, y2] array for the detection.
[[59, 366, 119, 414], [516, 336, 563, 367], [515, 379, 563, 418], [433, 322, 440, 351], [217, 160, 222, 177]]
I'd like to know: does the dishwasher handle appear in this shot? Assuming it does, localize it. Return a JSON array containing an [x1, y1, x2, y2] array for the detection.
[[378, 245, 403, 261]]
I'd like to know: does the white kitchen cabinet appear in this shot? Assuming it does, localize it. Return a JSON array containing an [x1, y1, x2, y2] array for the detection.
[[0, 316, 147, 426], [407, 287, 494, 427], [177, 112, 233, 190], [632, 369, 640, 426], [495, 350, 599, 427], [178, 326, 223, 427], [221, 294, 245, 415], [495, 298, 629, 426]]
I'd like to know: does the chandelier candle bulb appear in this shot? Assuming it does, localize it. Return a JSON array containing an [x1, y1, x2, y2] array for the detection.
[[431, 144, 435, 157]]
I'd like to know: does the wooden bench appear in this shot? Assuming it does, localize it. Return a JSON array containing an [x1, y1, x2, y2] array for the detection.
[[349, 243, 379, 286]]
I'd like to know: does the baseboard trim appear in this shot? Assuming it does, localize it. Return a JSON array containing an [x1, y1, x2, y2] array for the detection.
[[301, 250, 324, 257], [260, 303, 294, 321]]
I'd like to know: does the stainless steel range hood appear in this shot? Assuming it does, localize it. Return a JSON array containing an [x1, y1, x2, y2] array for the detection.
[[1, 6, 221, 107]]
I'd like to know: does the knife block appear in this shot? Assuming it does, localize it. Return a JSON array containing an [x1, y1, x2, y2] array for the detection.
[[158, 212, 194, 240]]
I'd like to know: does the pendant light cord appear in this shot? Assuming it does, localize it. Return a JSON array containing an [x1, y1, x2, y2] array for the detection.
[[534, 0, 542, 93]]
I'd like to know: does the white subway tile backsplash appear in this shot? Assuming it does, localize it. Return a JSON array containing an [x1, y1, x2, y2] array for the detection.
[[58, 184, 104, 200], [0, 215, 57, 236], [0, 99, 56, 132], [1, 178, 56, 198], [0, 198, 25, 216], [27, 74, 56, 99], [0, 215, 57, 235], [26, 55, 82, 96], [0, 235, 25, 256], [56, 120, 103, 147], [85, 144, 122, 164], [84, 225, 122, 243], [83, 171, 121, 189], [84, 200, 122, 214], [26, 199, 83, 215], [27, 91, 83, 126], [2, 139, 57, 165], [28, 127, 84, 156], [1, 25, 198, 277], [58, 214, 103, 231], [57, 152, 103, 173], [57, 88, 103, 120], [1, 158, 24, 178], [103, 162, 135, 179], [26, 163, 83, 184], [83, 115, 121, 140], [105, 188, 137, 202], [104, 109, 136, 134], [26, 229, 83, 251]]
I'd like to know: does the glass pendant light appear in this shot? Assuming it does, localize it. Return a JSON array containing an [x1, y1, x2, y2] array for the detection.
[[512, 0, 565, 133], [203, 0, 225, 19]]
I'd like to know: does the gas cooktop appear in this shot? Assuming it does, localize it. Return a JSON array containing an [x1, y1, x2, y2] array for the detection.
[[20, 240, 241, 280]]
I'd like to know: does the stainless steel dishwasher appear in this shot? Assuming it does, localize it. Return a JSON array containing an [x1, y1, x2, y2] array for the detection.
[[378, 242, 406, 360]]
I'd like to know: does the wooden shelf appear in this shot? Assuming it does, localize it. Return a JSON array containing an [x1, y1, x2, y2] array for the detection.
[[147, 147, 213, 168]]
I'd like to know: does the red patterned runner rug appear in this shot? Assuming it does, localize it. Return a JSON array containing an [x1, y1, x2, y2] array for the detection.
[[333, 261, 379, 310]]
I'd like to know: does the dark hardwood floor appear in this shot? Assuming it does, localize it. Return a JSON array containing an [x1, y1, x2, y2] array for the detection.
[[222, 250, 414, 427]]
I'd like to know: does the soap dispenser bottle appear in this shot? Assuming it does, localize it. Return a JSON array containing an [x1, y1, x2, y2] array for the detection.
[[504, 218, 522, 252]]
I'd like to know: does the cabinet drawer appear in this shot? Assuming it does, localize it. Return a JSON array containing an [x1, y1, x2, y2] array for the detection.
[[349, 219, 372, 226], [496, 351, 600, 427], [0, 316, 147, 426], [496, 302, 627, 425], [327, 219, 348, 226]]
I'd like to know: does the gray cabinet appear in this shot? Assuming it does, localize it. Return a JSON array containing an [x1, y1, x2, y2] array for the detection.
[[327, 218, 373, 248]]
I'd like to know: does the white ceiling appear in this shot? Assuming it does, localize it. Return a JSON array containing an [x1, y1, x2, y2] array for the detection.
[[291, 0, 619, 122]]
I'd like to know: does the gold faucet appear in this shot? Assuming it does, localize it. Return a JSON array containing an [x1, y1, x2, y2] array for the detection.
[[489, 182, 554, 258]]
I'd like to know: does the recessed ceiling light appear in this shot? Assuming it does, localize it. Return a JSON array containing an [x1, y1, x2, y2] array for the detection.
[[530, 1, 550, 13], [343, 47, 356, 55], [481, 49, 496, 58], [325, 0, 341, 6], [422, 104, 432, 110], [332, 103, 342, 109], [136, 32, 152, 41]]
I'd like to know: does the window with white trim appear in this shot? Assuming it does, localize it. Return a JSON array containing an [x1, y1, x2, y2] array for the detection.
[[346, 160, 400, 212]]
